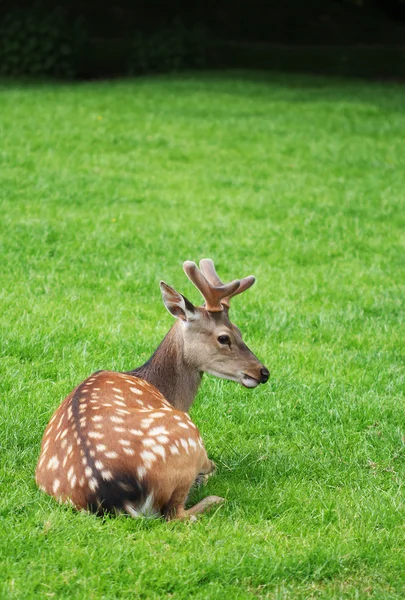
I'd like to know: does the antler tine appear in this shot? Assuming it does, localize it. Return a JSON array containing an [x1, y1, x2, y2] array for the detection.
[[199, 258, 224, 287], [183, 261, 240, 312], [199, 258, 256, 309], [222, 275, 256, 309]]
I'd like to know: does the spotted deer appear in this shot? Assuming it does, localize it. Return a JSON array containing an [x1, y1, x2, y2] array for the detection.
[[36, 259, 269, 520]]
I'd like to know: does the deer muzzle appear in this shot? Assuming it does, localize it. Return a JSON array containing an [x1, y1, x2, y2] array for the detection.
[[241, 366, 269, 388]]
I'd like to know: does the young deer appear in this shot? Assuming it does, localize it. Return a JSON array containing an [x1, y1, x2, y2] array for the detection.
[[36, 259, 269, 520]]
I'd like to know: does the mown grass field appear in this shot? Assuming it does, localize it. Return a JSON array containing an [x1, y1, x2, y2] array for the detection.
[[0, 72, 404, 599]]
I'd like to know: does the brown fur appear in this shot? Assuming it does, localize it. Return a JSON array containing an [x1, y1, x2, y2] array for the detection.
[[36, 372, 217, 519]]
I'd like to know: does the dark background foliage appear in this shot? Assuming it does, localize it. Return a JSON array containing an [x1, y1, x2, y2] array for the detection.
[[0, 0, 404, 78]]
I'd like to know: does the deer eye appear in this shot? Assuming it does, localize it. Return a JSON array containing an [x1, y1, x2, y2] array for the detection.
[[217, 334, 230, 345]]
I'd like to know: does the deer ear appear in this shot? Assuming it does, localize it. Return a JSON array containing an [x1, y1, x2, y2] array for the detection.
[[160, 281, 197, 322]]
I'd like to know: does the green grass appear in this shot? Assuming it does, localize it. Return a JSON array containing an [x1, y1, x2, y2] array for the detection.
[[0, 71, 404, 599]]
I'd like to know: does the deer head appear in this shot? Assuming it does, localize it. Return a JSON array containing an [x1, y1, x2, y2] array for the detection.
[[160, 259, 269, 389]]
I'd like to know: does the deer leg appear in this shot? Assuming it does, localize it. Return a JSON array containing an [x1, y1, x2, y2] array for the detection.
[[163, 484, 192, 521], [165, 495, 225, 521], [164, 473, 224, 522], [194, 455, 217, 487], [186, 495, 225, 517], [201, 456, 216, 475]]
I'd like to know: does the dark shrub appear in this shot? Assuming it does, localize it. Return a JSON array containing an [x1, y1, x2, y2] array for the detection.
[[0, 8, 85, 77], [128, 20, 207, 75]]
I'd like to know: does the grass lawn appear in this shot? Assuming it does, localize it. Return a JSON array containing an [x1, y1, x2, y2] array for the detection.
[[0, 71, 404, 599]]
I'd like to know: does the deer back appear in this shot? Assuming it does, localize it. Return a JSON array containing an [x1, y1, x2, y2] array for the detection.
[[35, 371, 208, 517]]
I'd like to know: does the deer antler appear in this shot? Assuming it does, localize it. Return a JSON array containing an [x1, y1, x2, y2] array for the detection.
[[183, 259, 255, 312], [183, 261, 240, 312], [199, 259, 255, 310]]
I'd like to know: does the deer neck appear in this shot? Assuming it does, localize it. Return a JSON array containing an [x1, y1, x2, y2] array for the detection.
[[129, 322, 202, 413]]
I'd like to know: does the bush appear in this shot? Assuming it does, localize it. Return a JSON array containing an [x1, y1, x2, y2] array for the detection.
[[0, 9, 85, 77], [128, 20, 207, 75]]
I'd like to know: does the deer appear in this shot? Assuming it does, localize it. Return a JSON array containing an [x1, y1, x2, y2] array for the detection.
[[36, 259, 269, 521]]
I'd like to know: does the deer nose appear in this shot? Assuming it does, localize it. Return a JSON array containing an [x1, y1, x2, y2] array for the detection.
[[260, 367, 270, 384]]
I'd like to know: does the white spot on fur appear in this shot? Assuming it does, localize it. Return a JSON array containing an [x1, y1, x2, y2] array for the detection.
[[110, 415, 124, 424], [137, 466, 147, 479], [53, 479, 60, 493], [142, 438, 155, 447], [114, 427, 125, 433], [119, 439, 130, 447], [149, 426, 168, 437], [96, 444, 106, 452], [188, 438, 197, 450], [129, 429, 142, 436], [156, 435, 169, 444], [88, 431, 104, 439], [141, 418, 154, 429], [101, 470, 113, 481], [125, 502, 140, 518], [95, 460, 104, 470], [178, 422, 189, 429], [92, 415, 103, 422], [123, 447, 135, 456], [89, 478, 98, 492], [169, 445, 180, 455], [85, 466, 93, 477], [105, 451, 118, 459], [114, 400, 126, 407], [140, 450, 156, 469], [180, 438, 189, 453], [139, 492, 156, 517], [130, 387, 143, 396], [152, 444, 166, 460], [47, 456, 59, 470]]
